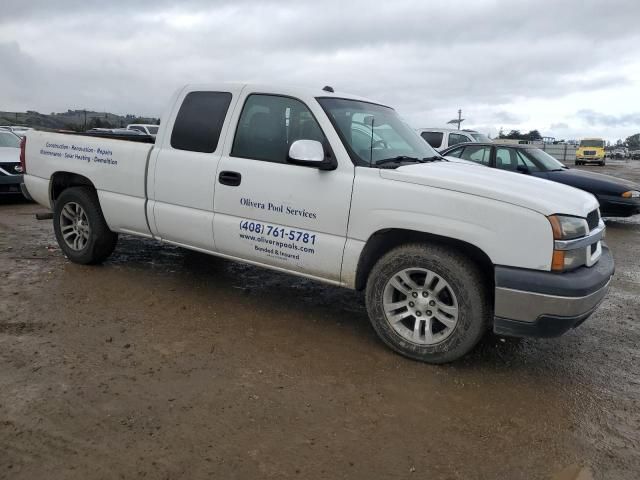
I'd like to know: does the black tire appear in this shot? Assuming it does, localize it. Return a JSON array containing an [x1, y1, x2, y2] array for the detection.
[[575, 161, 581, 166], [600, 161, 606, 166], [365, 243, 491, 364], [53, 187, 118, 264]]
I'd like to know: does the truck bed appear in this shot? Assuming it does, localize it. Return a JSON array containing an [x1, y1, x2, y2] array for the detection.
[[24, 131, 155, 237]]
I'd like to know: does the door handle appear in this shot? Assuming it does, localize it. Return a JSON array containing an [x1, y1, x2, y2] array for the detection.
[[219, 171, 242, 186]]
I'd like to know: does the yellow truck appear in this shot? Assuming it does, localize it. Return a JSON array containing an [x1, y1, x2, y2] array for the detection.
[[576, 138, 606, 166]]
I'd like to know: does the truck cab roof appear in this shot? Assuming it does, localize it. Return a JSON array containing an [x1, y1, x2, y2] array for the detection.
[[179, 83, 383, 107]]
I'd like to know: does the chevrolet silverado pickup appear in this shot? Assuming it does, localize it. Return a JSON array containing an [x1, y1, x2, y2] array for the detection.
[[20, 84, 614, 363]]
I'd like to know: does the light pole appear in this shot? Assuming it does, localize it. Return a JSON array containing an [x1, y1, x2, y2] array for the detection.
[[447, 109, 465, 130]]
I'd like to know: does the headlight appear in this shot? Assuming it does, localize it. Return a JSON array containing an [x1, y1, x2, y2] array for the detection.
[[548, 215, 589, 240], [548, 215, 590, 272], [622, 190, 640, 198]]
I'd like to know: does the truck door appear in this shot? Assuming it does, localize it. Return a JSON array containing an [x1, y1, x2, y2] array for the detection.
[[150, 88, 239, 250], [213, 93, 354, 282]]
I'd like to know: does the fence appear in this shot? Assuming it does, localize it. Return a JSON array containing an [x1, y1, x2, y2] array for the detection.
[[540, 143, 577, 162], [492, 139, 577, 162]]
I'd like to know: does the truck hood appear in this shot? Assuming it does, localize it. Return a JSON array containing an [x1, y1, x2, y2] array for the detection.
[[379, 161, 599, 217]]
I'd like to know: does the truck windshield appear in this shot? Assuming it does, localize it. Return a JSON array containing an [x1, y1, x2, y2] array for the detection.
[[317, 97, 437, 167], [470, 132, 491, 142], [580, 140, 604, 148]]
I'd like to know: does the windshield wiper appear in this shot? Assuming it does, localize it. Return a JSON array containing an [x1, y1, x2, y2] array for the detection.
[[376, 156, 423, 167], [376, 155, 444, 168]]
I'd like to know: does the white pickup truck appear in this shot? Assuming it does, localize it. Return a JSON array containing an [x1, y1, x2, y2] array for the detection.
[[20, 84, 614, 363]]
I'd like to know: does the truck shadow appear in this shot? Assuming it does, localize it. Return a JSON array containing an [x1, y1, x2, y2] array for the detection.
[[603, 218, 640, 231], [0, 194, 31, 206], [105, 235, 553, 369]]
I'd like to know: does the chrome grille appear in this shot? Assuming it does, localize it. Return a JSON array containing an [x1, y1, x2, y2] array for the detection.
[[583, 150, 597, 156], [0, 162, 21, 176]]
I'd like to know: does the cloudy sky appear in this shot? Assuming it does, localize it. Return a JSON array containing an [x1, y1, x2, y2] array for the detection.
[[1, 0, 639, 142]]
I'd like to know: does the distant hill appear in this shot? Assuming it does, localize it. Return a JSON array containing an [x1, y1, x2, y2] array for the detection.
[[0, 109, 159, 132]]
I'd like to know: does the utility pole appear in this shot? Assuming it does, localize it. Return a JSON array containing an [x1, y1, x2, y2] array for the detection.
[[83, 110, 87, 131], [447, 109, 465, 130]]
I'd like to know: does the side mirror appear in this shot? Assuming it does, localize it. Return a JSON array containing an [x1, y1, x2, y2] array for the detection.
[[287, 140, 336, 170], [516, 165, 530, 174]]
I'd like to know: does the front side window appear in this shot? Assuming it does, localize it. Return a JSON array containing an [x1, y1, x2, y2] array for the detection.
[[495, 148, 512, 170], [0, 131, 20, 148], [317, 97, 437, 166], [444, 146, 465, 158], [448, 133, 469, 146], [232, 94, 326, 163], [515, 151, 539, 172], [459, 145, 491, 165], [171, 91, 232, 153], [525, 148, 565, 170], [420, 131, 444, 149], [147, 126, 159, 135], [129, 126, 145, 133], [496, 148, 539, 172]]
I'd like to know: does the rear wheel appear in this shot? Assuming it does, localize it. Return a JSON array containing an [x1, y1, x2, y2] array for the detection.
[[53, 187, 118, 264], [365, 243, 491, 363]]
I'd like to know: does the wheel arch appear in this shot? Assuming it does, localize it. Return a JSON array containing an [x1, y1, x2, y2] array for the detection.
[[50, 172, 96, 206], [354, 228, 495, 292]]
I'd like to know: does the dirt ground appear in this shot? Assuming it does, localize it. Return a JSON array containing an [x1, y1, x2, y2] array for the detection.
[[1, 160, 639, 479]]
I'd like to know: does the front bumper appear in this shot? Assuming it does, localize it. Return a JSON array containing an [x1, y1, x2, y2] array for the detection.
[[576, 157, 604, 163], [598, 195, 640, 217], [493, 246, 615, 337]]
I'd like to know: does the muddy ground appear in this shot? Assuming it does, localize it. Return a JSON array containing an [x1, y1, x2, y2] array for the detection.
[[1, 160, 639, 479]]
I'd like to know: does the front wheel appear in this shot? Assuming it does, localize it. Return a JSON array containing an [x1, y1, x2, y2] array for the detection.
[[53, 187, 118, 264], [365, 243, 491, 363]]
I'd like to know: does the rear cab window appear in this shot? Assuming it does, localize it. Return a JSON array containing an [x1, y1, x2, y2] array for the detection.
[[420, 131, 443, 149], [171, 91, 233, 153]]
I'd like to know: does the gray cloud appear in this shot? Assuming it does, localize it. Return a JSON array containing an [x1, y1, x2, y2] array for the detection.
[[0, 0, 639, 140], [577, 110, 640, 127], [550, 122, 569, 129], [492, 111, 524, 124]]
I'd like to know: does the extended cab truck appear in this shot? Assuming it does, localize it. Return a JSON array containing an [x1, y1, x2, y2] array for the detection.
[[21, 84, 614, 363]]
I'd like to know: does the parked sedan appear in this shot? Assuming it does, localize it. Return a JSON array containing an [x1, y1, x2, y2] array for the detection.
[[0, 130, 23, 195], [441, 143, 640, 217]]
